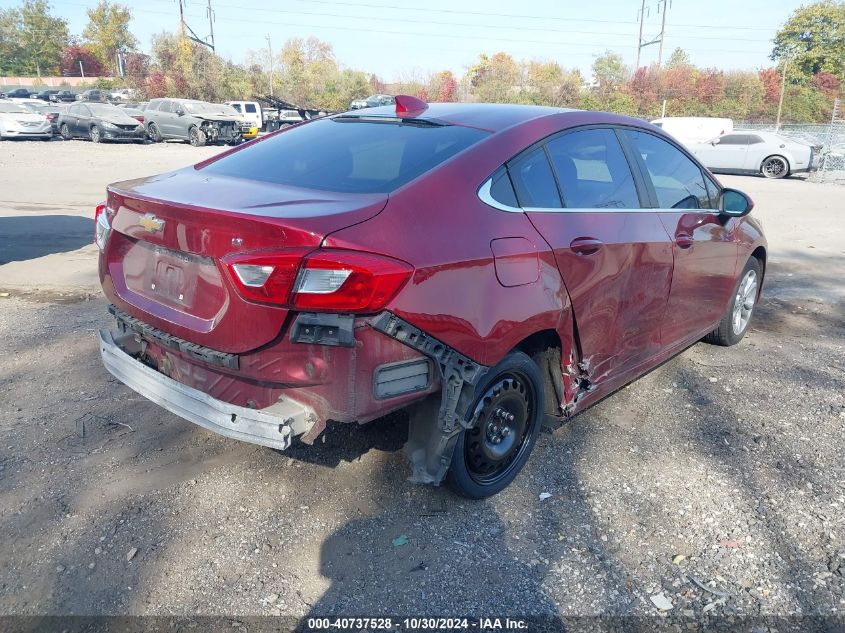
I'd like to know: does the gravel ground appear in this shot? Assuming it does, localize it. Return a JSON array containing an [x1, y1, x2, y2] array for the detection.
[[0, 140, 844, 627]]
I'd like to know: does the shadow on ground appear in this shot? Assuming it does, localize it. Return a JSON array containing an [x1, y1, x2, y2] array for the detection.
[[0, 215, 93, 264]]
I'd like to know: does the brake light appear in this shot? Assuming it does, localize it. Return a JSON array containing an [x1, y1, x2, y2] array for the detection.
[[294, 250, 413, 312], [94, 203, 110, 249], [133, 115, 144, 124], [223, 249, 413, 313]]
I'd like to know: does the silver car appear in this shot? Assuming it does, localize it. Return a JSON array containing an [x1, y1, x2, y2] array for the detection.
[[144, 98, 247, 146], [690, 131, 821, 179]]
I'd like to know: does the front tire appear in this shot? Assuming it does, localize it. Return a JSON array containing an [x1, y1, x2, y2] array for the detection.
[[147, 122, 162, 143], [761, 155, 789, 179], [89, 125, 102, 143], [446, 351, 544, 499], [704, 257, 762, 346], [188, 125, 206, 147]]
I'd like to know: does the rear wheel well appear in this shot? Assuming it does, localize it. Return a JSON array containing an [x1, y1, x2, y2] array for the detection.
[[750, 245, 766, 289], [514, 330, 564, 417]]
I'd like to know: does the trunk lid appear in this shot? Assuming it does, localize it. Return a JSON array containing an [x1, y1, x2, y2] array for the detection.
[[101, 168, 387, 353]]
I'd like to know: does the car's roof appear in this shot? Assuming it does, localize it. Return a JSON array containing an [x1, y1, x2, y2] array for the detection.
[[350, 102, 579, 132]]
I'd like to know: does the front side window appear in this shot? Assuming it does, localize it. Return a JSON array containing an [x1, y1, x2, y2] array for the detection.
[[245, 104, 257, 113], [625, 130, 711, 209], [508, 148, 561, 208], [716, 134, 747, 145], [546, 128, 640, 209], [202, 117, 488, 193]]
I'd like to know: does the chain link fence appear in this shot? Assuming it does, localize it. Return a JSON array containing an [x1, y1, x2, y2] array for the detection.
[[735, 99, 845, 183]]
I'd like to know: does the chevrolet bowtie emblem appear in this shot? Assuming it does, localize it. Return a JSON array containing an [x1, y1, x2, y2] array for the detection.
[[138, 213, 165, 233]]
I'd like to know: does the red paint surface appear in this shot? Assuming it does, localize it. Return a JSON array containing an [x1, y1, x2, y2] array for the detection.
[[100, 104, 767, 425]]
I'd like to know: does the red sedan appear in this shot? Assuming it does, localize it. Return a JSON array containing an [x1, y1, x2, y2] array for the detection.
[[96, 96, 766, 498]]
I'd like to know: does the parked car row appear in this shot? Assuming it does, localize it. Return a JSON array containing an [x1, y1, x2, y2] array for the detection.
[[0, 97, 274, 145]]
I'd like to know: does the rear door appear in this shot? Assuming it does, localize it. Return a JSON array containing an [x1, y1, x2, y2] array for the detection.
[[75, 104, 92, 135], [621, 129, 739, 347], [515, 127, 674, 384]]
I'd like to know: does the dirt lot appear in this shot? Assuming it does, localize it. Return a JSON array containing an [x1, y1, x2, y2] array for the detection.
[[1, 139, 844, 626]]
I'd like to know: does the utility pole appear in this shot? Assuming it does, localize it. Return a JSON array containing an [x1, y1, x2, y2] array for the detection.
[[266, 35, 274, 97], [775, 56, 789, 131], [657, 0, 669, 67], [635, 0, 647, 70], [178, 0, 186, 38], [79, 60, 85, 78], [207, 0, 216, 51]]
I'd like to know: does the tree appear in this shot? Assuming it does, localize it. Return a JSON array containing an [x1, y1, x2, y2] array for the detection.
[[467, 52, 520, 102], [0, 7, 25, 75], [592, 51, 628, 93], [83, 1, 138, 75], [666, 47, 691, 69], [61, 43, 107, 76], [427, 70, 459, 102], [772, 1, 845, 81], [17, 0, 69, 77]]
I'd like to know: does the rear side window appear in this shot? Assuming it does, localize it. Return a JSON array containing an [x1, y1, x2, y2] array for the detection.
[[245, 104, 257, 113], [488, 167, 519, 207], [508, 148, 561, 208], [625, 130, 712, 209], [202, 117, 488, 193], [546, 128, 640, 209]]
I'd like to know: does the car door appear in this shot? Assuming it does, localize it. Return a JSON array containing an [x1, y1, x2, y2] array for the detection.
[[693, 134, 751, 171], [156, 100, 175, 136], [513, 127, 675, 384], [621, 129, 740, 348], [76, 104, 92, 135]]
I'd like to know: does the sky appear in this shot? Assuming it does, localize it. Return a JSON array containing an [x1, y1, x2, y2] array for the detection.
[[1, 0, 806, 81]]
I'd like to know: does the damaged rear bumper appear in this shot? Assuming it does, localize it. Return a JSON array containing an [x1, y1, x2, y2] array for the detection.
[[99, 329, 316, 450]]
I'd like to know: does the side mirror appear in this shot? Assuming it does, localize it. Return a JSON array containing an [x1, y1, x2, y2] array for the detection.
[[720, 188, 753, 217], [711, 138, 721, 146], [175, 108, 184, 116]]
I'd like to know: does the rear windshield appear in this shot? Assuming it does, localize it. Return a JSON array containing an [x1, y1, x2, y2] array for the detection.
[[201, 116, 489, 193]]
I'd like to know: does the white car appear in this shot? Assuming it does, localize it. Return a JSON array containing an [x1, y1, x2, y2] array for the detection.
[[690, 131, 821, 179], [0, 102, 52, 140]]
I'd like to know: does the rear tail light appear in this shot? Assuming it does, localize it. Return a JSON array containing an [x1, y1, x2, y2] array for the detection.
[[134, 115, 144, 124], [293, 251, 412, 312], [94, 203, 111, 249], [223, 249, 413, 313]]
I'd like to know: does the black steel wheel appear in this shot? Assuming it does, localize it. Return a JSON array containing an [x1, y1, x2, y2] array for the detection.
[[446, 351, 544, 498]]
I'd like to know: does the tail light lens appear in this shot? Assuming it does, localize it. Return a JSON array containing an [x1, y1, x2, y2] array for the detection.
[[293, 251, 412, 312], [223, 249, 413, 313], [94, 203, 110, 249], [134, 115, 144, 124]]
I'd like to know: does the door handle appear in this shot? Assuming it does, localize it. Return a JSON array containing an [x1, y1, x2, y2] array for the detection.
[[675, 233, 694, 249], [569, 237, 604, 255]]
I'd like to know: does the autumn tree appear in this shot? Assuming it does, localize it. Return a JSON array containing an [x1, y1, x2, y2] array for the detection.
[[772, 1, 845, 81], [467, 52, 520, 102], [83, 1, 138, 75], [427, 70, 459, 102], [61, 42, 107, 76]]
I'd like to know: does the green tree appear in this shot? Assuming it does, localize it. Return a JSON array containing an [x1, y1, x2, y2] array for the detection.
[[0, 7, 25, 75], [467, 52, 520, 103], [592, 50, 628, 93], [83, 1, 138, 75], [772, 1, 845, 81], [16, 0, 68, 76], [666, 47, 691, 69]]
